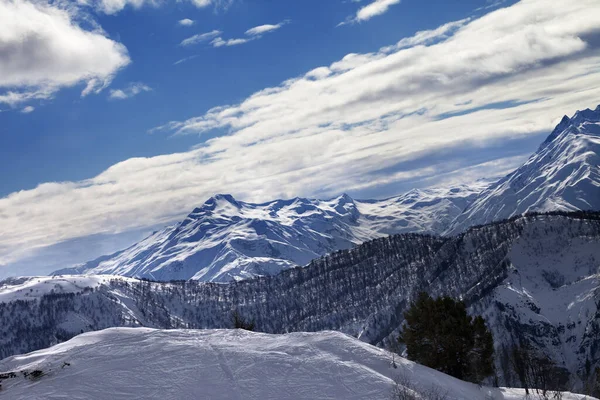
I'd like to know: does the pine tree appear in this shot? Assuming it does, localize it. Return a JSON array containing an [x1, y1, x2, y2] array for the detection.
[[399, 292, 495, 383]]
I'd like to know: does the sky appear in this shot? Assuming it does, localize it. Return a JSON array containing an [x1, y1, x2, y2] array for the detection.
[[1, 0, 599, 277]]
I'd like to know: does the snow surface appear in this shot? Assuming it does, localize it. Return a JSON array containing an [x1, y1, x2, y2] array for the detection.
[[0, 275, 137, 303], [54, 184, 487, 282], [447, 105, 600, 235], [0, 328, 593, 400]]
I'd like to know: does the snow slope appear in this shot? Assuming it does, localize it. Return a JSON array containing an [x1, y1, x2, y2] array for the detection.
[[0, 275, 137, 303], [0, 328, 592, 400], [55, 184, 486, 282], [447, 105, 600, 234]]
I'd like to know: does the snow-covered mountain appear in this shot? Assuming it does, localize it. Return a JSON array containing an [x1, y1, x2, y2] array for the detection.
[[5, 212, 600, 388], [0, 328, 593, 400], [53, 105, 600, 283], [447, 105, 600, 235], [55, 184, 486, 282]]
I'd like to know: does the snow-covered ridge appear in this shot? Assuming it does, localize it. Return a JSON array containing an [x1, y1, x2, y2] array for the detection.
[[55, 183, 487, 282], [447, 105, 600, 234], [0, 328, 593, 400], [0, 275, 138, 304]]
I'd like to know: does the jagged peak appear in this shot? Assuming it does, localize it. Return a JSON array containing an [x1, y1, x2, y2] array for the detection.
[[212, 193, 238, 203], [542, 105, 600, 146], [201, 194, 241, 208], [331, 193, 356, 206], [338, 193, 354, 201], [187, 194, 242, 217], [572, 107, 600, 124]]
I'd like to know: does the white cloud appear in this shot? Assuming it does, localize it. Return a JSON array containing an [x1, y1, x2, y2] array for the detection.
[[178, 18, 195, 26], [21, 105, 35, 113], [245, 21, 288, 36], [341, 0, 401, 25], [87, 0, 233, 15], [205, 20, 289, 48], [381, 18, 470, 52], [173, 55, 199, 65], [0, 0, 130, 107], [2, 0, 600, 271], [108, 83, 152, 100], [180, 30, 222, 46], [210, 37, 249, 47]]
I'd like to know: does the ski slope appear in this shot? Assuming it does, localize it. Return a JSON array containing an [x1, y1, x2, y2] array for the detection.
[[0, 328, 593, 400]]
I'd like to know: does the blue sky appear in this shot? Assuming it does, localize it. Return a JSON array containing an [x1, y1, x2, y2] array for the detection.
[[1, 0, 506, 196], [1, 0, 599, 277]]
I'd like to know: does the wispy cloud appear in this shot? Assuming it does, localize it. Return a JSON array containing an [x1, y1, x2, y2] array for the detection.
[[108, 83, 152, 100], [173, 55, 200, 65], [341, 0, 401, 25], [2, 0, 600, 271], [0, 0, 130, 107], [245, 21, 289, 36], [210, 37, 250, 47], [212, 21, 289, 48], [180, 30, 222, 46], [182, 21, 288, 49], [178, 18, 195, 27], [20, 106, 35, 114]]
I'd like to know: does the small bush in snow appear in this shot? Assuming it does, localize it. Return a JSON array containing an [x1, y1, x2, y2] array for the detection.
[[391, 373, 449, 400]]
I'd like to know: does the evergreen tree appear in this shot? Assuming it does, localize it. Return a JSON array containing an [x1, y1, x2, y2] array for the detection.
[[399, 292, 495, 383], [232, 310, 256, 331]]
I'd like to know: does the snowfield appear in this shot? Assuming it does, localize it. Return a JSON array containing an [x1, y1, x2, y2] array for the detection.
[[0, 328, 593, 400]]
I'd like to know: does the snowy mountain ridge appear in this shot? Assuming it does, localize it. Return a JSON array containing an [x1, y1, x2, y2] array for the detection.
[[447, 105, 600, 234], [1, 328, 592, 400], [56, 105, 600, 283], [55, 183, 487, 282]]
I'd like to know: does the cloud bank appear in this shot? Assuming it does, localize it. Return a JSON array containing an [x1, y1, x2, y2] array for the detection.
[[2, 0, 600, 271]]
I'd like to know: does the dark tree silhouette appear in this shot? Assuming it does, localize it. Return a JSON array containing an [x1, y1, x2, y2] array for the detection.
[[399, 292, 495, 383]]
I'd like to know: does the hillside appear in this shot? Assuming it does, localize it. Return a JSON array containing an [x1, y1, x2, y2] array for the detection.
[[2, 212, 600, 388], [0, 328, 593, 400]]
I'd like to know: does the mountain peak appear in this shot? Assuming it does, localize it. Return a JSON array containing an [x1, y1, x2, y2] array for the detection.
[[447, 105, 600, 235], [204, 193, 241, 208], [336, 193, 354, 203], [543, 105, 600, 145], [571, 107, 600, 124]]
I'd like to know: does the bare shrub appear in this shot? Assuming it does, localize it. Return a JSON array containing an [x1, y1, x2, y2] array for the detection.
[[391, 373, 449, 400]]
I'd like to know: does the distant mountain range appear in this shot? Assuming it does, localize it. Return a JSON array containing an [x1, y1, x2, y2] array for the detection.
[[55, 105, 600, 282], [54, 184, 487, 281]]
